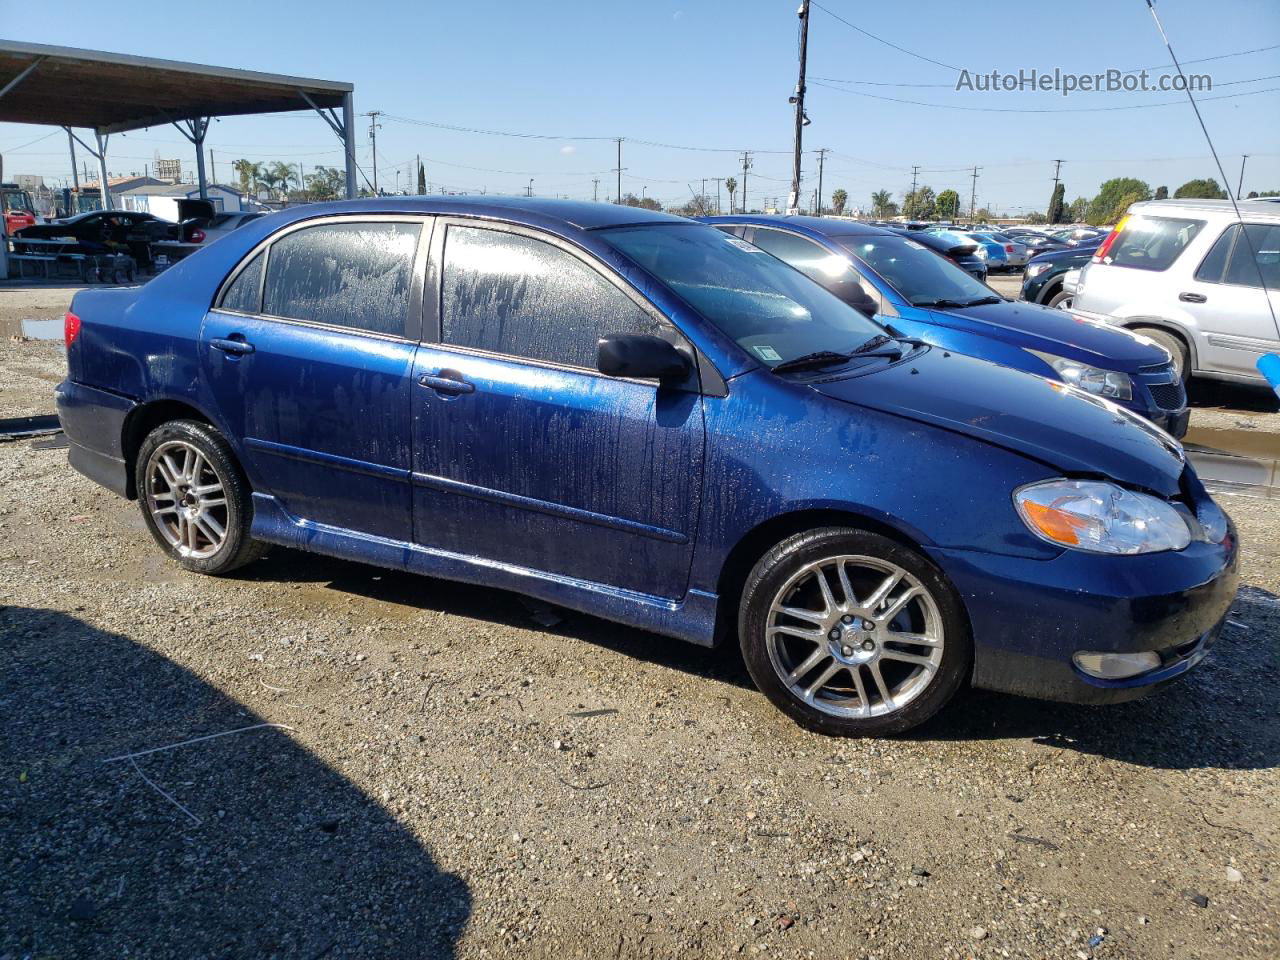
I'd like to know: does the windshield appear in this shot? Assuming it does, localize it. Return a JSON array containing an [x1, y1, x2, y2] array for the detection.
[[836, 235, 997, 307], [1, 190, 34, 214], [600, 223, 884, 366]]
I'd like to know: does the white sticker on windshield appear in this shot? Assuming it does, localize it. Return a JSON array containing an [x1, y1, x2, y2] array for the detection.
[[903, 240, 926, 250], [726, 237, 765, 252], [753, 345, 783, 363]]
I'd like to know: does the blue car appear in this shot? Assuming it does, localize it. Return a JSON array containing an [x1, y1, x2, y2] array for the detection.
[[703, 216, 1189, 438], [56, 198, 1237, 736]]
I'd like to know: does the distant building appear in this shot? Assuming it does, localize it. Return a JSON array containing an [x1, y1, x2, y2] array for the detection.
[[13, 174, 43, 191], [153, 157, 182, 182], [117, 182, 242, 218]]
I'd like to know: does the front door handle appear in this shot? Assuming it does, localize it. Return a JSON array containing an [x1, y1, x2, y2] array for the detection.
[[208, 336, 255, 355], [1179, 292, 1207, 304], [418, 373, 475, 395]]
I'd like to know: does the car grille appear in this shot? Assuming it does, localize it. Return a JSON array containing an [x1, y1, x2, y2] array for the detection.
[[1148, 379, 1187, 411]]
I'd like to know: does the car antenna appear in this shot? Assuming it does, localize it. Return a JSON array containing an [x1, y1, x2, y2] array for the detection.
[[1141, 0, 1280, 397]]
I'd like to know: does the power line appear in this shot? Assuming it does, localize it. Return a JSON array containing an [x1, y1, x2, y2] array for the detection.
[[811, 1, 962, 71], [811, 79, 1280, 113]]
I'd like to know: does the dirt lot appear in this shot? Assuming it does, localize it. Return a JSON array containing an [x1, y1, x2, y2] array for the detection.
[[2, 291, 1279, 959]]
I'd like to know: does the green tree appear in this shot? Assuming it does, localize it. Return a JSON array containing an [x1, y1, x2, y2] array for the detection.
[[1086, 178, 1152, 225], [1174, 177, 1228, 199], [1068, 196, 1089, 222], [903, 185, 937, 220], [1023, 211, 1048, 224], [831, 188, 848, 215], [305, 166, 344, 200], [263, 161, 294, 200], [935, 189, 960, 220], [724, 176, 737, 213], [870, 189, 894, 218], [1047, 182, 1066, 224], [1154, 185, 1169, 200], [232, 159, 262, 197]]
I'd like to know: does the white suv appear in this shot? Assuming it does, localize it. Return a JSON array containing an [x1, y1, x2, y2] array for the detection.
[[1072, 199, 1280, 386]]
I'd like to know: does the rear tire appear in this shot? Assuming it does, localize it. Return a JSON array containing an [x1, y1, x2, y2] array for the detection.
[[738, 527, 971, 737], [134, 419, 264, 576], [1134, 327, 1190, 382]]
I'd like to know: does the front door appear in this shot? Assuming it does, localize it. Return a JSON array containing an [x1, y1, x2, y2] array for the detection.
[[200, 217, 427, 541], [410, 221, 704, 600]]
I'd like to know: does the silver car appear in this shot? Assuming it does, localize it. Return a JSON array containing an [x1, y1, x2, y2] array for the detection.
[[988, 232, 1031, 268], [1072, 199, 1280, 385]]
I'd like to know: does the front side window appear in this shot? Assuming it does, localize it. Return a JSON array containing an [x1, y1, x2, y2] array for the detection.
[[601, 223, 883, 366], [1224, 223, 1280, 289], [1106, 215, 1205, 271], [262, 221, 419, 336], [440, 225, 661, 369]]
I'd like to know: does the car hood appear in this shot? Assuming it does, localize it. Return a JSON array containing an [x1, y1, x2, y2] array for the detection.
[[810, 346, 1185, 496], [924, 300, 1165, 370]]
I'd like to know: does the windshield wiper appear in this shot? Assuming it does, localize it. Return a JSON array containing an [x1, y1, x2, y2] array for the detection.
[[960, 295, 1003, 306], [770, 350, 854, 373], [850, 333, 900, 355], [911, 296, 1002, 308]]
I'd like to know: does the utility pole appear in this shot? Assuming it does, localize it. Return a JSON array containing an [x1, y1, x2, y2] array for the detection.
[[740, 151, 753, 214], [712, 177, 724, 215], [1051, 159, 1064, 191], [592, 178, 600, 202], [1238, 154, 1249, 200], [67, 129, 79, 192], [700, 178, 707, 214], [969, 166, 981, 221], [814, 147, 828, 215], [613, 138, 625, 204], [908, 165, 920, 218], [787, 0, 812, 214], [364, 110, 383, 193], [526, 179, 534, 197]]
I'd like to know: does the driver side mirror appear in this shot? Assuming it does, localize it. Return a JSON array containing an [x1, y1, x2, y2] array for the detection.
[[597, 333, 691, 383]]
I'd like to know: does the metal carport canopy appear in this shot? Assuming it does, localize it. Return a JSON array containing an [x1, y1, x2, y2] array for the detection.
[[0, 39, 357, 205]]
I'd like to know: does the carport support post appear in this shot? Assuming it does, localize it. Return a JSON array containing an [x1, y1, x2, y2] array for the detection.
[[95, 132, 111, 209], [342, 92, 356, 199], [193, 119, 209, 199]]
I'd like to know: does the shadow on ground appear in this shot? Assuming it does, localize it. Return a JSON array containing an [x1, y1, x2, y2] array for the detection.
[[1188, 377, 1280, 414], [236, 548, 1280, 774], [0, 605, 470, 959]]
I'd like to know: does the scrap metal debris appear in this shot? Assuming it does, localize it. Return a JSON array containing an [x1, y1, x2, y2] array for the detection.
[[0, 414, 62, 441]]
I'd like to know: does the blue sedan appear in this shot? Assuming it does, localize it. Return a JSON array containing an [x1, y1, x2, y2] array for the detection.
[[55, 197, 1236, 736], [703, 216, 1189, 438]]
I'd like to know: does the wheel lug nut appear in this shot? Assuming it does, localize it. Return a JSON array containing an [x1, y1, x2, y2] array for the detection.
[[862, 640, 875, 652], [841, 615, 854, 624], [828, 629, 841, 641]]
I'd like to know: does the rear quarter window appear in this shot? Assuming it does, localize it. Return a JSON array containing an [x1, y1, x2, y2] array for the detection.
[[1107, 215, 1205, 271]]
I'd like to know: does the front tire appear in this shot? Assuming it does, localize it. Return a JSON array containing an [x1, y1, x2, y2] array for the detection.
[[739, 528, 971, 737], [1134, 327, 1190, 382], [1046, 289, 1074, 310], [135, 419, 263, 575]]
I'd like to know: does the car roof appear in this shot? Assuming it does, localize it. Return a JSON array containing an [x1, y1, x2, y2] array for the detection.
[[1133, 198, 1280, 222], [253, 195, 690, 232], [701, 214, 892, 237]]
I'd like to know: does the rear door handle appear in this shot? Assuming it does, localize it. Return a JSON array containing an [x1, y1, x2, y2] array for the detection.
[[418, 373, 475, 395], [1178, 292, 1207, 303], [208, 336, 255, 355]]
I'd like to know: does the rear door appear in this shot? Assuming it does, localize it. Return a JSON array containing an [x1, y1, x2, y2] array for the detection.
[[410, 219, 705, 600], [1191, 222, 1280, 379], [200, 216, 427, 541]]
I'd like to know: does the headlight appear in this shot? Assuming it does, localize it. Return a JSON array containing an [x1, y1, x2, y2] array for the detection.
[[1015, 479, 1191, 554], [1025, 262, 1051, 278], [1027, 349, 1132, 400], [974, 246, 988, 259]]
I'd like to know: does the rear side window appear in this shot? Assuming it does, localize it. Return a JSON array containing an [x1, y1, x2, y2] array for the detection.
[[1195, 226, 1236, 283], [1106, 215, 1204, 271], [440, 225, 661, 369], [1224, 223, 1280, 289], [262, 221, 419, 336], [219, 252, 263, 313]]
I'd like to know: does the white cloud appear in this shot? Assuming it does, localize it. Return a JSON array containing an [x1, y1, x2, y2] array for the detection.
[[560, 145, 576, 155]]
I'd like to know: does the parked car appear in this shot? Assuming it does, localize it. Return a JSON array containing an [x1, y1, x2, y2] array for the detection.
[[987, 232, 1031, 268], [1072, 199, 1280, 385], [1051, 227, 1106, 247], [1020, 237, 1105, 309], [929, 229, 1009, 271], [14, 209, 206, 271], [201, 210, 266, 244], [703, 215, 1189, 436], [887, 227, 987, 281], [56, 197, 1236, 737]]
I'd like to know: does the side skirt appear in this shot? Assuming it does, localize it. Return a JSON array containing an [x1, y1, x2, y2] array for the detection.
[[249, 493, 719, 647]]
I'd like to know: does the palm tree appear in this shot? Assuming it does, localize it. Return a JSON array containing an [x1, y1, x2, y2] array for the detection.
[[266, 162, 295, 200], [725, 176, 737, 214], [831, 188, 848, 215], [232, 159, 261, 197], [870, 189, 893, 218]]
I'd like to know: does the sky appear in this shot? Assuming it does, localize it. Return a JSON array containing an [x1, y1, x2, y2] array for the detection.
[[1, 0, 1278, 215]]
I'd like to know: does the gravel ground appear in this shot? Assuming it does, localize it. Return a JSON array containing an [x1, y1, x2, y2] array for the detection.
[[2, 308, 1279, 958]]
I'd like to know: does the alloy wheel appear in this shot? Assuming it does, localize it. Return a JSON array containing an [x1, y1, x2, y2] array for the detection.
[[765, 555, 944, 719], [144, 440, 229, 559]]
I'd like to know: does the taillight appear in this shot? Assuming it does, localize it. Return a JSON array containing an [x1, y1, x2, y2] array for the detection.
[[1005, 244, 1014, 253], [190, 228, 205, 243], [64, 311, 81, 348], [1092, 215, 1129, 263]]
